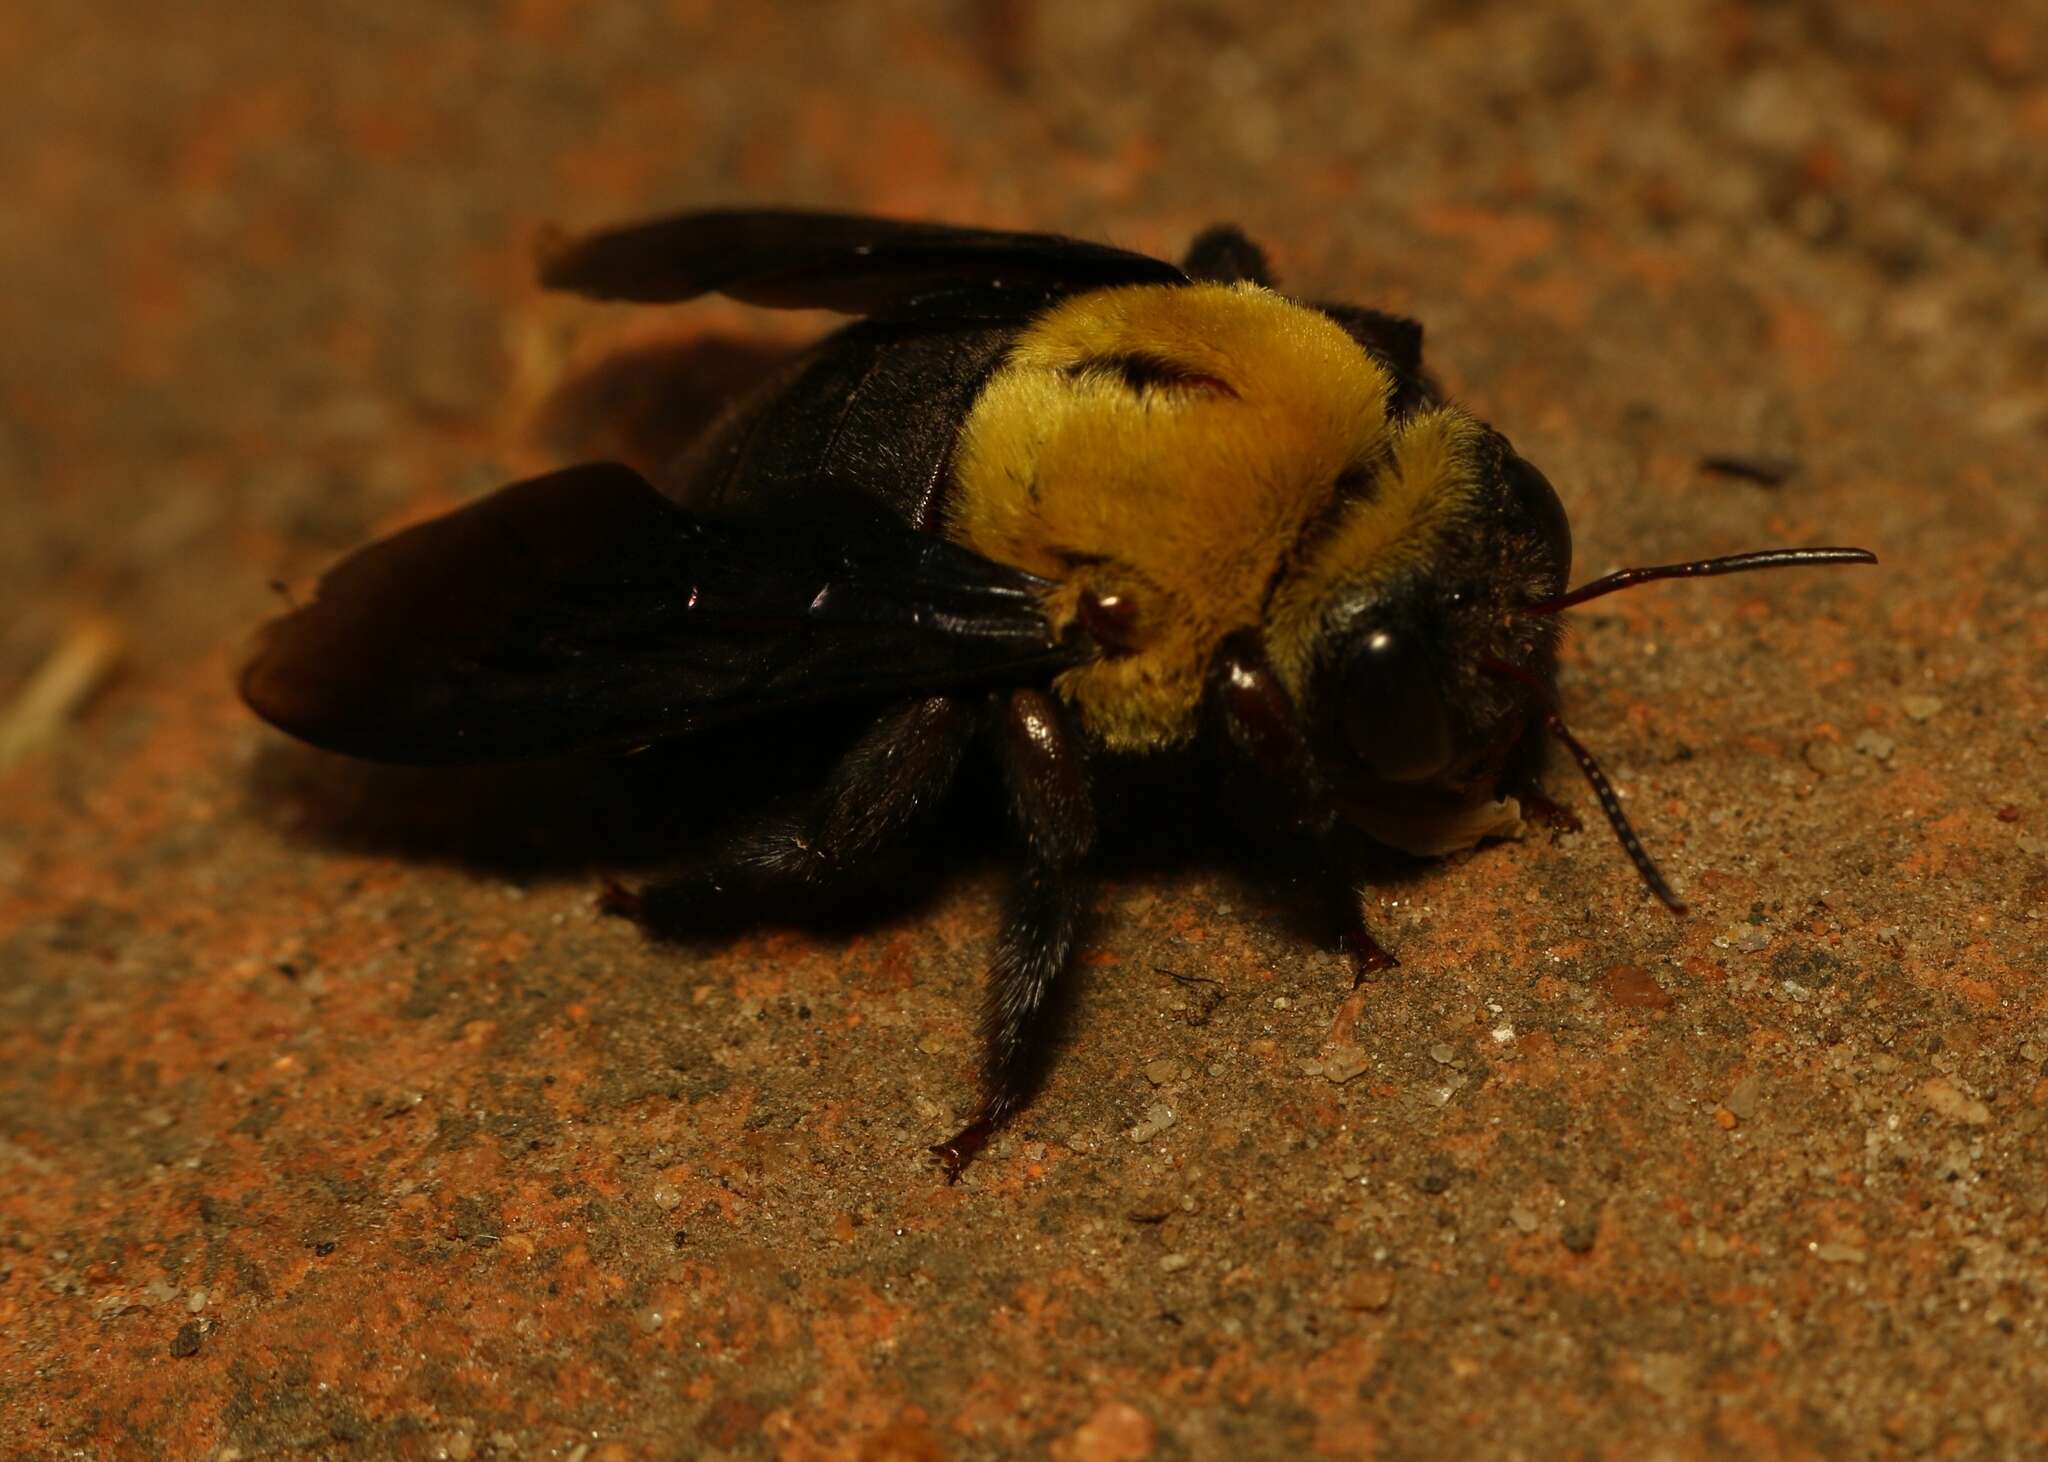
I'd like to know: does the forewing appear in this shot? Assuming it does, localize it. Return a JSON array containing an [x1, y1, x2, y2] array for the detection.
[[537, 208, 1187, 316], [241, 463, 1078, 763]]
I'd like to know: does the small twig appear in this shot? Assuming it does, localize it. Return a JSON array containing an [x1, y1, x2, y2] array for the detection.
[[1154, 964, 1224, 991], [1698, 453, 1801, 487], [0, 616, 124, 772]]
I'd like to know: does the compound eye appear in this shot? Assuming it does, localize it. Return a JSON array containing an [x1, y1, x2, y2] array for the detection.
[[1339, 630, 1453, 784]]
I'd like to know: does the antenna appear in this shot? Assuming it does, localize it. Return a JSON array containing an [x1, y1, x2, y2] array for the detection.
[[1491, 541, 1874, 908], [1481, 656, 1685, 911], [1522, 546, 1876, 616], [1543, 710, 1685, 912]]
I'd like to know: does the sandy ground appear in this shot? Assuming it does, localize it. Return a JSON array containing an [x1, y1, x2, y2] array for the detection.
[[3, 2, 2046, 1456]]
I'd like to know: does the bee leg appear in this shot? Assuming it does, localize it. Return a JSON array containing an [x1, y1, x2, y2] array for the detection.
[[622, 694, 974, 935], [1491, 718, 1582, 837], [1181, 225, 1273, 286], [1337, 889, 1400, 985], [1205, 633, 1400, 986], [1516, 784, 1584, 837], [1206, 631, 1332, 842], [932, 688, 1095, 1180]]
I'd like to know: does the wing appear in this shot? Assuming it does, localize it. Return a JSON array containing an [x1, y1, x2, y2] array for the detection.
[[536, 208, 1188, 316], [1316, 302, 1438, 420], [1315, 303, 1424, 381], [241, 463, 1083, 764]]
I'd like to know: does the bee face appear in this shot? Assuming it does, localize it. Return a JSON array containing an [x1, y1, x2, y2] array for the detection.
[[1289, 429, 1573, 850]]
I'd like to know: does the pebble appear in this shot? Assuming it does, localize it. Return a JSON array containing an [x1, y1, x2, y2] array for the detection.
[[2019, 834, 2048, 858], [1802, 738, 1852, 776], [635, 1307, 665, 1334], [1321, 1046, 1371, 1084], [1158, 1252, 1192, 1273], [650, 1183, 682, 1211], [1508, 1205, 1539, 1233], [1901, 695, 1944, 722], [187, 1289, 207, 1314], [1561, 1218, 1598, 1254], [1067, 1401, 1157, 1462], [1428, 1043, 1456, 1065], [1340, 1270, 1395, 1311], [1127, 1103, 1177, 1142], [170, 1322, 202, 1358], [1602, 963, 1674, 1008], [442, 1431, 475, 1461], [1143, 1058, 1181, 1086], [1853, 729, 1896, 762], [1715, 926, 1770, 954], [1918, 1077, 1991, 1126], [1725, 1076, 1762, 1122], [1126, 1192, 1174, 1223], [1812, 1241, 1868, 1265]]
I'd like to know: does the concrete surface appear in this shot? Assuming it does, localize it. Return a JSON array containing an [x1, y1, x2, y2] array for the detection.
[[3, 1, 2045, 1456]]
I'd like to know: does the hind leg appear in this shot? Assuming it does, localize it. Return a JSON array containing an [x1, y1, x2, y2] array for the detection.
[[615, 694, 976, 935]]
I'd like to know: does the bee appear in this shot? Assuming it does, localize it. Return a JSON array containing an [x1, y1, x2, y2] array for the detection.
[[241, 210, 1874, 1176]]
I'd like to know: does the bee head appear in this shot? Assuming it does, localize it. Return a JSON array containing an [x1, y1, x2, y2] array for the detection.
[[1267, 407, 1874, 903], [1314, 437, 1568, 785], [1265, 413, 1570, 852]]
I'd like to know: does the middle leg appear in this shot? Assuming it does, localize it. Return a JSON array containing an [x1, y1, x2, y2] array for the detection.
[[932, 687, 1096, 1178]]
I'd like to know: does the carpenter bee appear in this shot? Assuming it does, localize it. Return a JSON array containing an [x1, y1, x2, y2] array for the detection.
[[241, 210, 1874, 1176]]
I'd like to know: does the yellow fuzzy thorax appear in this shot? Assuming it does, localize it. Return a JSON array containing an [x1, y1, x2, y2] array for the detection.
[[948, 282, 1481, 751]]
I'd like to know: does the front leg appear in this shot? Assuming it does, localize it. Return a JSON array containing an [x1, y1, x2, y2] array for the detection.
[[1207, 632, 1399, 986], [932, 688, 1095, 1179], [1323, 840, 1400, 984], [1515, 783, 1584, 836]]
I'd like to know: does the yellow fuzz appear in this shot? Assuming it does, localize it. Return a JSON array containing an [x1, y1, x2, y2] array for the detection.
[[1262, 405, 1488, 699], [948, 283, 1395, 750]]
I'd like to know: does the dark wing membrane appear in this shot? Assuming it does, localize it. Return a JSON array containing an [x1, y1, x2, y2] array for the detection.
[[241, 463, 1080, 764], [1315, 303, 1438, 420], [536, 208, 1187, 316]]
